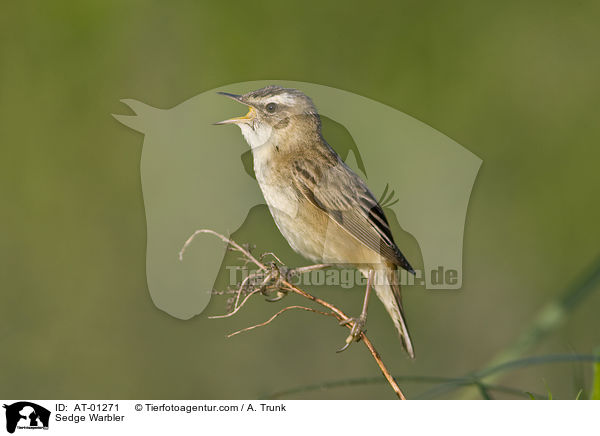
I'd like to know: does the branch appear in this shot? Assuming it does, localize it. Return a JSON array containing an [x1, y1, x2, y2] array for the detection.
[[180, 229, 407, 400], [227, 305, 335, 338]]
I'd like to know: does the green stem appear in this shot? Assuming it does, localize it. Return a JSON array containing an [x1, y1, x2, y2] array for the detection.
[[456, 255, 600, 399], [262, 374, 541, 400]]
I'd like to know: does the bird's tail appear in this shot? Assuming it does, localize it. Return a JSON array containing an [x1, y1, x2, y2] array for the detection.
[[372, 267, 415, 359]]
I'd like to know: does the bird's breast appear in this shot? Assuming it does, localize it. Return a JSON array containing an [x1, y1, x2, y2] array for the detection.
[[253, 147, 295, 212], [252, 147, 319, 259], [252, 144, 375, 265]]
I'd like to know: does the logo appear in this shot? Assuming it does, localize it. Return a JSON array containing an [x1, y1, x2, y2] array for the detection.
[[3, 402, 50, 433]]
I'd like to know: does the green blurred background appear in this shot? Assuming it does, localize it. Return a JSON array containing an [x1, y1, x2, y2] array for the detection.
[[1, 0, 599, 399]]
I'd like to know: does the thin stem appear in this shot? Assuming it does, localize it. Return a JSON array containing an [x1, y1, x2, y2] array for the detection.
[[180, 229, 267, 271], [263, 375, 542, 400], [208, 288, 263, 319], [279, 281, 406, 399], [180, 229, 407, 400], [455, 255, 600, 399], [227, 305, 335, 338]]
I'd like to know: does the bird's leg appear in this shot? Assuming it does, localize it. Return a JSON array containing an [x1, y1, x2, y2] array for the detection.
[[337, 269, 374, 352], [263, 263, 289, 302], [289, 263, 332, 275]]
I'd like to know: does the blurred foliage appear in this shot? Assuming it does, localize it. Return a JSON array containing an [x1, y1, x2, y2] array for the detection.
[[1, 0, 600, 399], [264, 353, 600, 399], [592, 349, 600, 400]]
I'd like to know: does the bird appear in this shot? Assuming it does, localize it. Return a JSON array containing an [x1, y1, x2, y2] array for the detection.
[[215, 85, 415, 358]]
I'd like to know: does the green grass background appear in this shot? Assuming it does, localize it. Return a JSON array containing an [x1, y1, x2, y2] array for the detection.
[[1, 0, 599, 399]]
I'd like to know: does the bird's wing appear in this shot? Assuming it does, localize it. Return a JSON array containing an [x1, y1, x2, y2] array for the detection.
[[291, 156, 414, 272]]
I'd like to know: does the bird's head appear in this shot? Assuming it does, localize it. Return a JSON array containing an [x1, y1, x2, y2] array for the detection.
[[215, 86, 320, 149]]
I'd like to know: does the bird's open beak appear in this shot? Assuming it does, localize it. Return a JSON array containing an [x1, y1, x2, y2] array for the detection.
[[214, 92, 256, 125]]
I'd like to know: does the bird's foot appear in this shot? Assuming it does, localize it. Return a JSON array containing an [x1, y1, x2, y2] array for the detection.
[[337, 315, 366, 352], [260, 263, 290, 302]]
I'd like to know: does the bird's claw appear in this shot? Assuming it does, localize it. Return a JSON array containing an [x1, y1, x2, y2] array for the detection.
[[336, 316, 366, 352], [260, 263, 290, 302], [264, 290, 287, 302]]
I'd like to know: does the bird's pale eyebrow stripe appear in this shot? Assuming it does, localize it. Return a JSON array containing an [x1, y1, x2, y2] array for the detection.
[[266, 94, 296, 105]]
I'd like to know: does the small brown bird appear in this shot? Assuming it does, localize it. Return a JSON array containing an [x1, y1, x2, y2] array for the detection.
[[216, 86, 415, 358]]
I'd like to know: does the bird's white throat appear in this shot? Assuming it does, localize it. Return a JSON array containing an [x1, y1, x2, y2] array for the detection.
[[238, 121, 273, 150]]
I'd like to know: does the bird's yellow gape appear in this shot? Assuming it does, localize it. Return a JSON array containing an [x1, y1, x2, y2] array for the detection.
[[215, 106, 255, 125], [214, 91, 256, 125]]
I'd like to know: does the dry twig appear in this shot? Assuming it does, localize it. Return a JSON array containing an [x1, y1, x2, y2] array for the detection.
[[179, 229, 407, 400], [227, 305, 335, 338]]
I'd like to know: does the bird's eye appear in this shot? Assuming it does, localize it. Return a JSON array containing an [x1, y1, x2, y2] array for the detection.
[[266, 102, 277, 113]]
